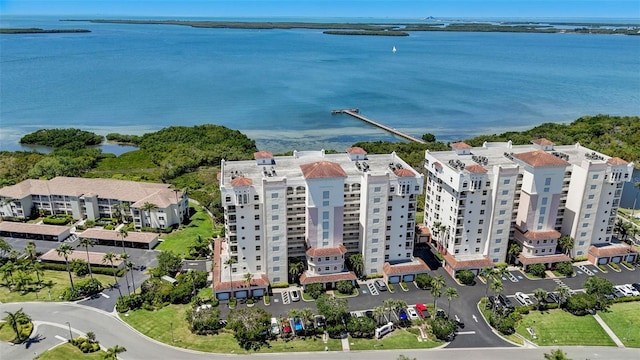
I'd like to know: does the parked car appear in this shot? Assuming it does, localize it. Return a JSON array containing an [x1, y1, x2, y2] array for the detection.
[[546, 292, 560, 304], [631, 283, 640, 292], [622, 284, 640, 296], [613, 288, 626, 298], [374, 279, 388, 291], [290, 289, 301, 302], [615, 285, 633, 297], [454, 314, 465, 329], [488, 296, 503, 311], [515, 292, 534, 306], [364, 310, 374, 319], [398, 309, 408, 321], [407, 307, 420, 321], [314, 315, 326, 328], [415, 303, 430, 319], [498, 294, 514, 308], [270, 317, 280, 335]]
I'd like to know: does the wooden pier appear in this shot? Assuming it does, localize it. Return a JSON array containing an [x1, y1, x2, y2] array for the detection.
[[331, 108, 426, 144]]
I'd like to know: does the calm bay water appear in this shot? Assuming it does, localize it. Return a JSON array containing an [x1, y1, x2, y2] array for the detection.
[[1, 16, 639, 155]]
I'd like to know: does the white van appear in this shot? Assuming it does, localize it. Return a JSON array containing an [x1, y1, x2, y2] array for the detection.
[[375, 322, 394, 339]]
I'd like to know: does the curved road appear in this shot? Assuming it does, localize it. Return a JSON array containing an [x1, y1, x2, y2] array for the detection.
[[1, 302, 638, 360]]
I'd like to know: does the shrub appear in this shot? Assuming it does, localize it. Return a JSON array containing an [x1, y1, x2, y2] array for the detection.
[[434, 253, 444, 261], [489, 312, 517, 335], [104, 224, 115, 230], [211, 298, 220, 307], [336, 280, 354, 295], [346, 315, 376, 338], [270, 282, 289, 288], [527, 263, 546, 278], [621, 261, 634, 269], [70, 259, 89, 276], [597, 264, 608, 272], [325, 323, 344, 338], [554, 261, 574, 277], [415, 273, 433, 289], [428, 316, 456, 340], [186, 306, 223, 335], [565, 293, 597, 315], [609, 263, 620, 270], [387, 283, 395, 291], [304, 283, 324, 299], [69, 337, 100, 353], [365, 273, 383, 279], [573, 256, 588, 262], [43, 215, 72, 225], [456, 270, 475, 285]]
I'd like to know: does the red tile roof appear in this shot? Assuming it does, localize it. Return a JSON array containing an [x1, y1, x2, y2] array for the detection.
[[451, 142, 472, 150], [588, 244, 636, 257], [231, 176, 253, 187], [521, 230, 561, 240], [442, 253, 494, 270], [394, 168, 415, 177], [300, 161, 347, 179], [417, 224, 431, 236], [465, 164, 488, 173], [531, 138, 555, 146], [306, 244, 347, 257], [346, 147, 367, 155], [253, 151, 273, 159], [518, 253, 571, 265], [607, 157, 628, 166], [382, 258, 430, 275], [299, 271, 357, 285], [512, 150, 569, 167]]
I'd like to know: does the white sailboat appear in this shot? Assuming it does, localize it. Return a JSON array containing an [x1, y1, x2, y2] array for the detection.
[[392, 46, 397, 53]]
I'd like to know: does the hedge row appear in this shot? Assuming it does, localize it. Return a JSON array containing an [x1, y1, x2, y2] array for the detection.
[[41, 262, 124, 277]]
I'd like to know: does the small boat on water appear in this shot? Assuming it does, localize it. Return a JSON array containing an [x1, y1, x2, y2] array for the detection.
[[392, 46, 397, 53]]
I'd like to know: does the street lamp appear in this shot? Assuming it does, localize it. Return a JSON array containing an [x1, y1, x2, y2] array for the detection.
[[65, 322, 73, 340]]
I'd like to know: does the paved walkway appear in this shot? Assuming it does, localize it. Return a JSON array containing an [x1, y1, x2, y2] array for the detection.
[[341, 333, 350, 351], [593, 313, 625, 348]]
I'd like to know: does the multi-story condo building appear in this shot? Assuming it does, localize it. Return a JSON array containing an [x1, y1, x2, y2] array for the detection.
[[423, 139, 636, 277], [214, 148, 429, 300], [0, 177, 188, 230]]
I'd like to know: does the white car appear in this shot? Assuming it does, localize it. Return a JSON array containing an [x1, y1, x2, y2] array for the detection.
[[515, 292, 534, 306], [406, 307, 420, 321], [623, 284, 640, 296], [270, 317, 280, 335], [290, 289, 301, 302]]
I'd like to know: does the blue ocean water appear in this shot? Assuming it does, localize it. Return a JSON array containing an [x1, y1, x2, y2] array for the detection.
[[1, 16, 639, 155]]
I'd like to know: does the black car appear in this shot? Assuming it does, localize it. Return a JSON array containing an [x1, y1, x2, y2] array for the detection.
[[498, 294, 514, 308], [632, 283, 640, 292], [546, 292, 560, 304], [488, 296, 502, 310]]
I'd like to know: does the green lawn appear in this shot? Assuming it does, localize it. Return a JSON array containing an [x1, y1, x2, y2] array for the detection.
[[598, 302, 640, 348], [0, 270, 115, 303], [348, 328, 444, 350], [157, 204, 212, 256], [515, 309, 615, 346], [120, 304, 342, 353], [35, 343, 105, 360]]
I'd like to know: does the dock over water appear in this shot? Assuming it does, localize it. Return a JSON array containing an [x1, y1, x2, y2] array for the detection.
[[331, 108, 426, 144]]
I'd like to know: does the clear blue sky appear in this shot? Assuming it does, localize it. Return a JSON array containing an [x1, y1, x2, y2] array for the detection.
[[1, 0, 638, 18]]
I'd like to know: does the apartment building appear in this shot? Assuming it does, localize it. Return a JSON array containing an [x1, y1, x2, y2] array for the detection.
[[423, 139, 636, 277], [215, 148, 429, 299], [0, 177, 188, 230]]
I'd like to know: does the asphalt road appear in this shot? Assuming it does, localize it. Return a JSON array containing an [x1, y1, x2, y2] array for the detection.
[[1, 302, 639, 360]]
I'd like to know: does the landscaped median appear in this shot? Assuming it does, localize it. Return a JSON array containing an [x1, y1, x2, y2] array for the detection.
[[119, 304, 342, 353]]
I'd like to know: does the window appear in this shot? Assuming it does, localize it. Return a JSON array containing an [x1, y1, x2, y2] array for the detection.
[[272, 225, 279, 231], [540, 207, 546, 215], [504, 179, 510, 185], [273, 256, 280, 261], [256, 255, 261, 260], [502, 190, 508, 195], [254, 225, 260, 230], [477, 229, 482, 234], [586, 204, 593, 209], [371, 258, 378, 263], [545, 177, 551, 186], [271, 204, 278, 210], [542, 197, 548, 205], [323, 231, 329, 239], [481, 200, 486, 205], [480, 210, 485, 215], [500, 200, 507, 205], [582, 223, 589, 228], [497, 229, 503, 234], [580, 232, 587, 237], [498, 220, 504, 225], [373, 208, 380, 214], [372, 238, 379, 243], [273, 246, 279, 251], [584, 213, 591, 219], [495, 238, 502, 243], [273, 266, 280, 271], [323, 211, 329, 220], [475, 247, 480, 253], [538, 216, 545, 224], [323, 201, 330, 206], [325, 267, 330, 271], [373, 229, 379, 234], [544, 187, 550, 193], [494, 248, 500, 253], [254, 195, 259, 201], [374, 186, 381, 192], [255, 235, 260, 241], [273, 235, 279, 241], [272, 215, 278, 220], [588, 194, 595, 200], [322, 221, 329, 230], [499, 210, 506, 215], [590, 184, 597, 190], [323, 191, 330, 199], [373, 218, 380, 224], [479, 219, 484, 224], [255, 246, 261, 251], [254, 204, 259, 210], [372, 248, 378, 253], [374, 197, 381, 203], [325, 257, 330, 261], [271, 193, 278, 198]]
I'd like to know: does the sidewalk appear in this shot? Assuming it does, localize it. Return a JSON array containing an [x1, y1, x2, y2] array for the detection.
[[593, 313, 625, 348]]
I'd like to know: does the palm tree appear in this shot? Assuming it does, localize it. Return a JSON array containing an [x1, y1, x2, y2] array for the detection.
[[430, 275, 446, 316], [383, 299, 396, 320], [30, 260, 44, 288], [4, 308, 31, 342], [118, 228, 128, 254], [104, 344, 127, 360], [56, 243, 75, 292], [24, 240, 37, 261], [102, 252, 119, 285], [445, 287, 458, 317], [0, 237, 12, 258], [288, 260, 303, 284], [508, 243, 521, 264], [479, 266, 494, 299], [558, 235, 574, 256], [243, 272, 254, 288], [373, 305, 386, 325], [489, 280, 504, 314], [348, 253, 364, 278], [77, 238, 96, 280], [126, 261, 136, 293], [555, 286, 570, 307], [533, 288, 548, 310], [120, 253, 131, 295], [224, 257, 237, 299], [299, 307, 315, 332], [111, 203, 122, 223], [0, 260, 15, 288], [141, 202, 158, 228]]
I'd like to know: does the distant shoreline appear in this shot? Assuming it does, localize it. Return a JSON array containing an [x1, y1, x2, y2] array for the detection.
[[0, 28, 90, 34], [60, 19, 640, 36]]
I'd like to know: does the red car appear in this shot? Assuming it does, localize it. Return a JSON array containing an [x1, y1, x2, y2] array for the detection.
[[415, 303, 430, 319]]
